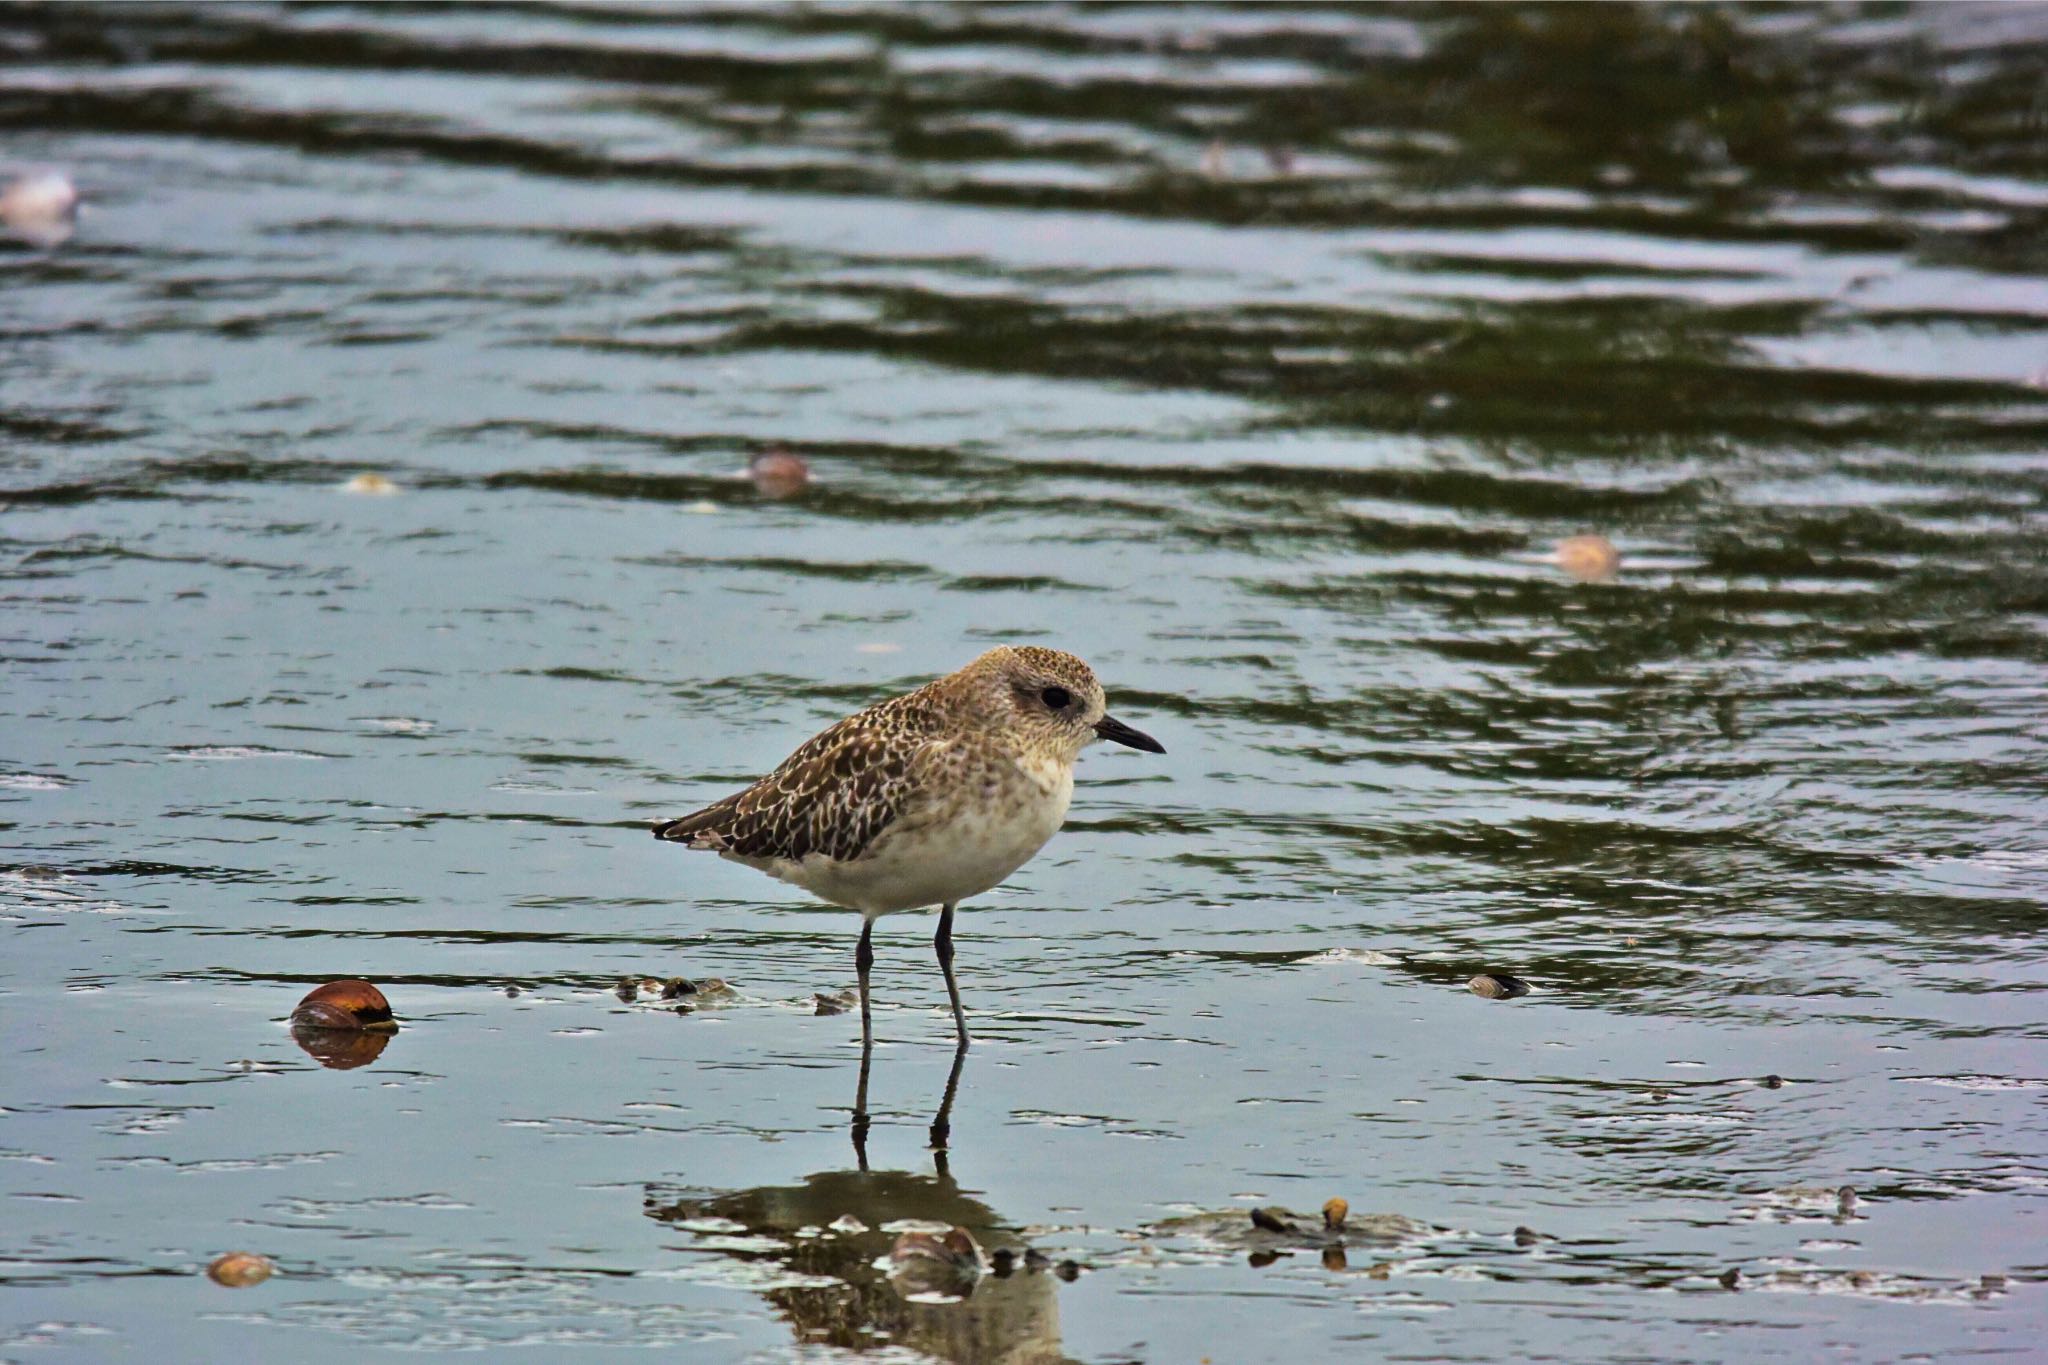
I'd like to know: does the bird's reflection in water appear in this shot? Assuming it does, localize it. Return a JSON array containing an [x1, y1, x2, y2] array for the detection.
[[645, 1044, 1067, 1364]]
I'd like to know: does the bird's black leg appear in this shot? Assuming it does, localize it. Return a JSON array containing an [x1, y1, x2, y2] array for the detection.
[[856, 917, 876, 1049], [929, 1029, 968, 1170], [935, 901, 968, 1050], [852, 918, 875, 1168]]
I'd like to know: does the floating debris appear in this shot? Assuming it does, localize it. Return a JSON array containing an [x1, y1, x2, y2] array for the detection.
[[747, 446, 811, 500], [1513, 1225, 1541, 1246], [1719, 1266, 1742, 1291], [1296, 947, 1400, 966], [814, 989, 856, 1016], [0, 170, 79, 248], [207, 1252, 273, 1288], [660, 977, 697, 1000], [1468, 973, 1531, 1000], [341, 472, 400, 496], [1762, 1074, 1785, 1089], [1149, 1205, 1433, 1255], [290, 980, 395, 1031], [1553, 534, 1620, 583]]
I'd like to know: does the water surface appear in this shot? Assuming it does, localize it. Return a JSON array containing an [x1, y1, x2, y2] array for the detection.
[[3, 4, 2046, 1360]]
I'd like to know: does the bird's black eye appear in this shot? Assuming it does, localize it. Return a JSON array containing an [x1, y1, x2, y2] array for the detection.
[[1041, 686, 1071, 710]]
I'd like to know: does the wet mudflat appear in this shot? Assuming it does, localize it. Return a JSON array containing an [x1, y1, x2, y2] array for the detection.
[[3, 4, 2046, 1360]]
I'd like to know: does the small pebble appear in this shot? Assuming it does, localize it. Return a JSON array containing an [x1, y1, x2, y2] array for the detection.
[[887, 1226, 983, 1296], [207, 1252, 273, 1288], [1554, 533, 1620, 582], [1467, 973, 1531, 1000], [1249, 1207, 1295, 1234]]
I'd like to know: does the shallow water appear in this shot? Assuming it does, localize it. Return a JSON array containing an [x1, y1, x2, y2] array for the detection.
[[4, 3, 2047, 1360]]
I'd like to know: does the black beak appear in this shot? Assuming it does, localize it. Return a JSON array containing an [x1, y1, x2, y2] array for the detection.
[[1094, 714, 1165, 754]]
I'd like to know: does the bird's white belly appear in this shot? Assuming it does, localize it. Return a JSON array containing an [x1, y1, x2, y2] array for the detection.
[[764, 765, 1073, 915]]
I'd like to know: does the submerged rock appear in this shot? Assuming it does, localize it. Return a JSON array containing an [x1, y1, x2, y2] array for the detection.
[[747, 446, 811, 499]]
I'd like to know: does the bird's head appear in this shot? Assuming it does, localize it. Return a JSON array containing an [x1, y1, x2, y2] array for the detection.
[[954, 645, 1164, 763]]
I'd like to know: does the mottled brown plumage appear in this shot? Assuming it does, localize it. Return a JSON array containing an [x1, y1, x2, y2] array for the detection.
[[652, 645, 1164, 1049]]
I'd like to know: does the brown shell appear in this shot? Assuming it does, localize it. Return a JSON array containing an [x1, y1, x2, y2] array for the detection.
[[207, 1252, 273, 1288], [290, 980, 395, 1031], [1467, 973, 1531, 1000]]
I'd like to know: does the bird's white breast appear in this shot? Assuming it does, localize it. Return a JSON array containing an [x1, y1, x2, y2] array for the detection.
[[763, 753, 1074, 915]]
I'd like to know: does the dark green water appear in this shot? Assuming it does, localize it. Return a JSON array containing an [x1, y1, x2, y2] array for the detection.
[[3, 4, 2046, 1360]]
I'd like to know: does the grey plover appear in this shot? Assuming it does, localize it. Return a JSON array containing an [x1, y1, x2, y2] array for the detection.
[[652, 645, 1164, 1050]]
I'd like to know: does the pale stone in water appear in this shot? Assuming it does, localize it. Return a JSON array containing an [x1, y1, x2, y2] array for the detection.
[[1554, 534, 1620, 582], [1, 171, 79, 248]]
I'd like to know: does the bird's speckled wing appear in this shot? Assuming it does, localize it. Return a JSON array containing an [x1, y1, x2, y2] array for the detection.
[[652, 694, 941, 865]]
